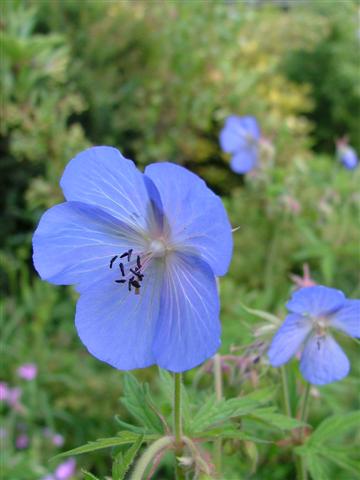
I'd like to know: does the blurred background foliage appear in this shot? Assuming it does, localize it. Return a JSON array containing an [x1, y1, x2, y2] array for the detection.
[[1, 0, 359, 479]]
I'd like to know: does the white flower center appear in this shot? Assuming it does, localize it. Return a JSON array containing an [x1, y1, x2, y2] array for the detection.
[[149, 239, 167, 258], [312, 315, 329, 335]]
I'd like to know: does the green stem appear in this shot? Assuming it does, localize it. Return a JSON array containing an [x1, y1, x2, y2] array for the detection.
[[213, 354, 223, 477], [296, 383, 311, 480], [281, 365, 292, 418], [300, 382, 311, 424], [130, 436, 173, 480], [174, 373, 185, 480], [295, 455, 308, 480], [174, 373, 183, 446]]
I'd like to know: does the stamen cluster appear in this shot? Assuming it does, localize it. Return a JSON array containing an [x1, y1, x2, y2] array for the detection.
[[109, 249, 144, 294]]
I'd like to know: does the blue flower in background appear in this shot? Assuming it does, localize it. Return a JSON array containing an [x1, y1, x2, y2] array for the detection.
[[336, 139, 358, 169], [268, 286, 360, 385], [220, 115, 260, 174], [33, 147, 233, 372]]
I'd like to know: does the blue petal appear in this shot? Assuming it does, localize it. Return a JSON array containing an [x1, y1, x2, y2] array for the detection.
[[268, 314, 312, 367], [286, 286, 345, 316], [152, 253, 220, 372], [144, 163, 233, 276], [60, 146, 159, 233], [33, 201, 145, 291], [330, 300, 360, 338], [230, 148, 257, 174], [75, 259, 163, 370], [300, 334, 350, 385], [220, 116, 260, 154], [143, 175, 165, 235]]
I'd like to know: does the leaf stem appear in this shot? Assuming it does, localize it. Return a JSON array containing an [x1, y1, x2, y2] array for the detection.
[[213, 354, 223, 476]]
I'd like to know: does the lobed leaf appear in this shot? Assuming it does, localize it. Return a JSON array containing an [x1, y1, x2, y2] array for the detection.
[[51, 432, 141, 460], [190, 389, 274, 433], [306, 411, 360, 446], [248, 408, 306, 430], [112, 435, 144, 480], [120, 373, 163, 434]]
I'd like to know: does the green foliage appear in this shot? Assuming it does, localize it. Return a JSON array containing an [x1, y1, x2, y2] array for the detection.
[[284, 0, 360, 152], [81, 471, 100, 480], [119, 373, 164, 434], [296, 412, 360, 480], [1, 0, 359, 479]]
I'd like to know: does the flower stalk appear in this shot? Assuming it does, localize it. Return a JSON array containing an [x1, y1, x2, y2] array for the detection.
[[213, 354, 223, 476], [280, 365, 292, 418], [296, 382, 311, 480], [174, 373, 185, 480]]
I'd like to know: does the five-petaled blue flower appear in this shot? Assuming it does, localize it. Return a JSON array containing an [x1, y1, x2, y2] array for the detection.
[[219, 116, 260, 174], [268, 286, 359, 385], [33, 147, 233, 372], [337, 143, 358, 170]]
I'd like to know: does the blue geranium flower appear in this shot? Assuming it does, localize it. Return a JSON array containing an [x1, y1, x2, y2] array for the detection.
[[337, 144, 358, 170], [33, 147, 233, 372], [268, 286, 360, 385], [336, 138, 358, 169], [219, 116, 260, 174]]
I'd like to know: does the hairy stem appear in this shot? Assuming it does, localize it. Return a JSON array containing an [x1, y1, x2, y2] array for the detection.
[[174, 373, 185, 480], [130, 436, 173, 480], [174, 373, 183, 446]]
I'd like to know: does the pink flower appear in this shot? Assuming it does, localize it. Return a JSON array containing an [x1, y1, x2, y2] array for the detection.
[[16, 433, 29, 449], [281, 195, 301, 215], [0, 382, 9, 402], [7, 387, 23, 412], [54, 458, 76, 480], [52, 434, 64, 447], [17, 363, 38, 381]]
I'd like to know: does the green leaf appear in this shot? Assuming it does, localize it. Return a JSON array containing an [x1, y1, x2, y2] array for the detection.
[[112, 435, 144, 480], [81, 470, 101, 480], [304, 453, 331, 480], [296, 445, 360, 480], [190, 395, 218, 433], [307, 411, 360, 446], [120, 373, 163, 434], [295, 413, 360, 480], [52, 432, 141, 460], [114, 416, 148, 435], [249, 408, 306, 430], [319, 447, 360, 478], [193, 425, 271, 444], [190, 389, 273, 433]]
